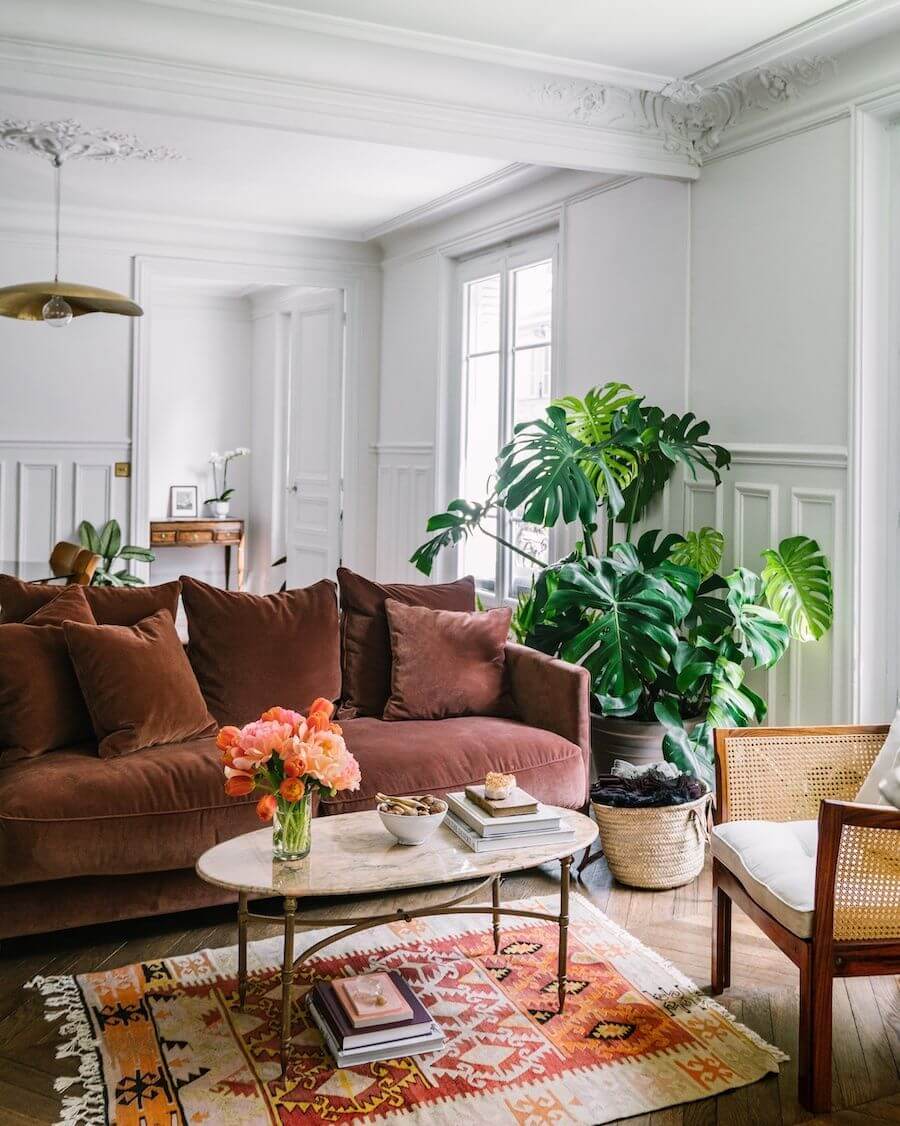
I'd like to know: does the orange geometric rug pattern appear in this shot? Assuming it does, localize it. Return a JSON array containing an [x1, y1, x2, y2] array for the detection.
[[29, 894, 786, 1125]]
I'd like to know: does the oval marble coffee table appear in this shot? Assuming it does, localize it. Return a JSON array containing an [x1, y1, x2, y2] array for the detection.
[[197, 806, 597, 1073]]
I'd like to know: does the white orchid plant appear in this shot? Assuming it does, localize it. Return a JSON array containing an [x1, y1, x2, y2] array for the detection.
[[206, 447, 250, 504]]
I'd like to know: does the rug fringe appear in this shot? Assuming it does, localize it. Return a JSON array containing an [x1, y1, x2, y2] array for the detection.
[[568, 892, 790, 1068], [26, 975, 107, 1126]]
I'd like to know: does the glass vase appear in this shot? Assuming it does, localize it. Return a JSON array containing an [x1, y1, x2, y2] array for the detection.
[[273, 791, 312, 861]]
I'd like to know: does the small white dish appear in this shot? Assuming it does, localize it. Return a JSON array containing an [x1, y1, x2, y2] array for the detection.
[[377, 800, 447, 845]]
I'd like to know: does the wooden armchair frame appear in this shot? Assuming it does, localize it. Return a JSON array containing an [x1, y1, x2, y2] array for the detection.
[[712, 725, 900, 1114]]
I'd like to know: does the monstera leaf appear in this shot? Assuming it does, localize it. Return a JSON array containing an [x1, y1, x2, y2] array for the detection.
[[496, 406, 600, 527], [654, 701, 715, 790], [725, 567, 790, 669], [546, 557, 680, 715], [761, 536, 833, 642], [669, 527, 725, 579], [554, 383, 640, 501], [608, 540, 700, 623], [615, 403, 731, 526], [410, 498, 489, 576]]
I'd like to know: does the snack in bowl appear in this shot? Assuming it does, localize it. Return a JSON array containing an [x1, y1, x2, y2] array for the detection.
[[484, 771, 516, 801], [376, 792, 448, 845]]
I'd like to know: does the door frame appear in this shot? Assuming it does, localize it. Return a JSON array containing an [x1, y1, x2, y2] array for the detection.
[[848, 89, 900, 720], [131, 255, 379, 586]]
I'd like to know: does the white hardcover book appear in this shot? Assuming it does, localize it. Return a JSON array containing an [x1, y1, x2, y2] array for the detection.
[[445, 792, 562, 837], [309, 999, 444, 1066], [445, 813, 575, 854]]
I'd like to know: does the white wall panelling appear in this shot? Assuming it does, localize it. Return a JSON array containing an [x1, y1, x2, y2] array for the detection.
[[374, 444, 435, 582], [0, 441, 131, 565]]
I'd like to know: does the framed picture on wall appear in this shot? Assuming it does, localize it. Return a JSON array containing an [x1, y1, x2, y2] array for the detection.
[[169, 485, 198, 518]]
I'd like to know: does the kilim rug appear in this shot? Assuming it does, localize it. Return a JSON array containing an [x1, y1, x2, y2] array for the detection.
[[29, 893, 786, 1125]]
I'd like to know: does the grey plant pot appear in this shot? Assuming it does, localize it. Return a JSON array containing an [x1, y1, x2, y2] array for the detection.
[[590, 711, 702, 779]]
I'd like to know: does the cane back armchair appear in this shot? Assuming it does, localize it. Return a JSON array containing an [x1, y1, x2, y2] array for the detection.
[[711, 725, 900, 1114]]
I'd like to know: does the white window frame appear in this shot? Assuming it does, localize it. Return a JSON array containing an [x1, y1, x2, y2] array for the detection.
[[449, 231, 559, 605]]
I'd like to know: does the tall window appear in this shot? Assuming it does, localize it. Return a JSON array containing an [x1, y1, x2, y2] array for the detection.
[[458, 238, 555, 602]]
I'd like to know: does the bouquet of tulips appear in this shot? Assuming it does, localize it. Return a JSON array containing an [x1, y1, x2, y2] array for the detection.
[[218, 697, 361, 859]]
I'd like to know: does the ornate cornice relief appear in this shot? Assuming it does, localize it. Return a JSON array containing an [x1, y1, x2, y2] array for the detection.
[[535, 57, 835, 164], [0, 119, 181, 163]]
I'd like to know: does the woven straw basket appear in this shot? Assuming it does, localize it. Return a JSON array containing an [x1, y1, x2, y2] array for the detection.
[[591, 787, 713, 890]]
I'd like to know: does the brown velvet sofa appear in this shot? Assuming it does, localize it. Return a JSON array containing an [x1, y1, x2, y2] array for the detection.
[[0, 588, 590, 940]]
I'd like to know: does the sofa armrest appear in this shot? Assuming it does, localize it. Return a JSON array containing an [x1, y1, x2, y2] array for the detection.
[[815, 798, 900, 943], [505, 643, 591, 801]]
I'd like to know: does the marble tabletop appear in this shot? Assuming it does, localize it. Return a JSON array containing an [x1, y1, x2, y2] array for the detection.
[[196, 807, 598, 899]]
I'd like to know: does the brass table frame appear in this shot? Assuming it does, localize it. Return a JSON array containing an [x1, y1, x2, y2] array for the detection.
[[236, 854, 574, 1075]]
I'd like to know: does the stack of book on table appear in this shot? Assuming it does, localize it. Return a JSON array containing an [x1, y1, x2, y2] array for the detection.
[[444, 785, 576, 852], [308, 970, 443, 1067]]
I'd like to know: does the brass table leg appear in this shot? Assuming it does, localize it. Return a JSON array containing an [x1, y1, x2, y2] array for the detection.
[[491, 876, 502, 954], [237, 891, 249, 1009], [557, 855, 572, 1014], [281, 896, 297, 1076]]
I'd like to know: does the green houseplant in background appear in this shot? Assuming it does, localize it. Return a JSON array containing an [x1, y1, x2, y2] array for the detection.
[[411, 383, 834, 790], [78, 519, 155, 587]]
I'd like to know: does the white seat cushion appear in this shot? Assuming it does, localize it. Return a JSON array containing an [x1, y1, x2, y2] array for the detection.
[[712, 820, 817, 938]]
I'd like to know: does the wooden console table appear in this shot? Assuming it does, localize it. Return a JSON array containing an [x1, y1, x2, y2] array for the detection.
[[150, 519, 245, 590]]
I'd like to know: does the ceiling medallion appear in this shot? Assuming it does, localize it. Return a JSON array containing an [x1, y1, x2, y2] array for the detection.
[[0, 119, 181, 326], [535, 56, 835, 164]]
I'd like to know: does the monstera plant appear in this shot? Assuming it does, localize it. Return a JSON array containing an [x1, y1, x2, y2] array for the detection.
[[411, 383, 834, 788]]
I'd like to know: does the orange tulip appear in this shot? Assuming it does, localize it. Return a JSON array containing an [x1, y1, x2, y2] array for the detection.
[[280, 777, 305, 802], [307, 697, 335, 721], [329, 721, 343, 735], [217, 725, 242, 751], [256, 794, 277, 822], [307, 710, 331, 734], [225, 774, 255, 798], [282, 755, 302, 779]]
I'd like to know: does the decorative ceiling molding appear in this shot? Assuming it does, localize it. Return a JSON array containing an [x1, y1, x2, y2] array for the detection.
[[0, 118, 181, 163], [535, 57, 836, 164]]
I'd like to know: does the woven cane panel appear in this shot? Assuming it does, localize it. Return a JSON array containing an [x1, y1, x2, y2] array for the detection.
[[834, 825, 900, 941], [722, 733, 884, 823]]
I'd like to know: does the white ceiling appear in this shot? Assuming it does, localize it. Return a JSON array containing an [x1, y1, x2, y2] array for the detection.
[[154, 0, 852, 81], [0, 93, 521, 239]]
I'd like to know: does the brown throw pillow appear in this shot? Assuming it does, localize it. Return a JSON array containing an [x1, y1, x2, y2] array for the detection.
[[338, 567, 476, 718], [0, 574, 181, 626], [0, 585, 97, 765], [382, 601, 513, 721], [180, 576, 340, 726], [64, 609, 217, 758]]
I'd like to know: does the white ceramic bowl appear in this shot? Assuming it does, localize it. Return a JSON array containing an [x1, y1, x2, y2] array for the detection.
[[377, 799, 447, 845]]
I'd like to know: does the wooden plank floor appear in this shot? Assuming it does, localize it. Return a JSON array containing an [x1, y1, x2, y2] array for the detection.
[[0, 855, 897, 1125]]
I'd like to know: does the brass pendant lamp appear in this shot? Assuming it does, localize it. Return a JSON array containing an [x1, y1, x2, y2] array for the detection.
[[0, 120, 179, 326]]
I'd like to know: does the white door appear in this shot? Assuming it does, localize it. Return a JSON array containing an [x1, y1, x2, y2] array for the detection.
[[285, 292, 344, 588]]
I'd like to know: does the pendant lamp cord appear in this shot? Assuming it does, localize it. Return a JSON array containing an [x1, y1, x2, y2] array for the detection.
[[53, 157, 62, 283]]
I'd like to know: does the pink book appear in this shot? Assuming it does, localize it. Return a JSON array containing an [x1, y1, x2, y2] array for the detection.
[[332, 972, 413, 1029]]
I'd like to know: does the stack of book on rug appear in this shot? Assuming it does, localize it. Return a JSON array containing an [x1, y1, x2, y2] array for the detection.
[[444, 780, 576, 852], [308, 970, 443, 1067]]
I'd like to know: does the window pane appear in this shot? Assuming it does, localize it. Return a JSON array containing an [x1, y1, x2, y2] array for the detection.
[[467, 274, 501, 355], [513, 344, 551, 426], [463, 354, 500, 499], [513, 260, 552, 347], [509, 518, 549, 598], [464, 514, 498, 594]]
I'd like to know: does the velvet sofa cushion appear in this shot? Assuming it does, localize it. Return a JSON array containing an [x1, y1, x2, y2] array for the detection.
[[64, 609, 217, 758], [0, 585, 97, 766], [181, 576, 341, 727], [321, 715, 587, 814], [383, 601, 513, 721], [337, 567, 476, 718], [0, 737, 258, 886], [0, 574, 181, 626]]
